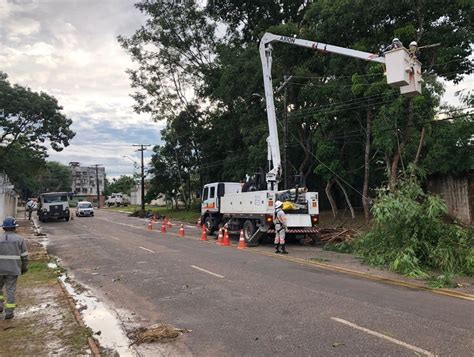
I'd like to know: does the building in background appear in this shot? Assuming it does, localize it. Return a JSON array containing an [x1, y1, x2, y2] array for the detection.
[[69, 163, 106, 207]]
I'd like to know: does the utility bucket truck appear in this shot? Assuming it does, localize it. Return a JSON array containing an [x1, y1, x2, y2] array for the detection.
[[201, 33, 422, 246]]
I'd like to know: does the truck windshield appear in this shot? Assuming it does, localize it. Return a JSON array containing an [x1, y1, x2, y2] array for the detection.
[[78, 203, 92, 208], [43, 195, 68, 203]]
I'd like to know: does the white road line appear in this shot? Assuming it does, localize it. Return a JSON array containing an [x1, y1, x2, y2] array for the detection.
[[110, 236, 120, 241], [191, 265, 224, 279], [138, 246, 155, 253], [330, 317, 434, 356]]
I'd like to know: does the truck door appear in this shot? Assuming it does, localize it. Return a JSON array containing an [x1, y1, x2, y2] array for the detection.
[[202, 184, 219, 213]]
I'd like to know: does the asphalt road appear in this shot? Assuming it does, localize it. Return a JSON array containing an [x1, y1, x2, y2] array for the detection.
[[44, 209, 473, 356]]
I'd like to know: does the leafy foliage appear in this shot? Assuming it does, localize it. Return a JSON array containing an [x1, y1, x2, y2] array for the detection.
[[0, 72, 75, 157], [120, 1, 473, 211], [36, 161, 73, 193], [103, 175, 136, 197], [355, 177, 474, 278]]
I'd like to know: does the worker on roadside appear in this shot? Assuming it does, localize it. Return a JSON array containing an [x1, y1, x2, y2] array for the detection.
[[26, 198, 35, 220], [0, 216, 29, 320], [274, 201, 288, 254]]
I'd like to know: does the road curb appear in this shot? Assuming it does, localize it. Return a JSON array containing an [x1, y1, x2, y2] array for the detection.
[[58, 279, 101, 357]]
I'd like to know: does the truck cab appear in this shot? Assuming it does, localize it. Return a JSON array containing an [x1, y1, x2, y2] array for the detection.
[[37, 192, 72, 222], [201, 182, 241, 234]]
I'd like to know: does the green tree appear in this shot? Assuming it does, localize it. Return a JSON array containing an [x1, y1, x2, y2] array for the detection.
[[0, 72, 75, 159], [103, 175, 135, 197], [36, 161, 73, 193], [120, 0, 473, 217]]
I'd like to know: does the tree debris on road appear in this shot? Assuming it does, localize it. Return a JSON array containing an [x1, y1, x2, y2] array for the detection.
[[127, 324, 189, 346]]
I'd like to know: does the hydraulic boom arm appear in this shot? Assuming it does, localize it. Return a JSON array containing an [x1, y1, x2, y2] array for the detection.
[[259, 32, 419, 191]]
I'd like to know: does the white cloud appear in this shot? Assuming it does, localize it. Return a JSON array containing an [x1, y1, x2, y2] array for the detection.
[[5, 17, 41, 36], [1, 0, 158, 177]]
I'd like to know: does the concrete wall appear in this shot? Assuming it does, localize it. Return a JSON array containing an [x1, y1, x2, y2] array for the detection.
[[0, 174, 18, 219], [427, 173, 473, 225]]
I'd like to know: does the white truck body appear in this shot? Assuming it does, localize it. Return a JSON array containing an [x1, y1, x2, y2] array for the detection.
[[106, 193, 131, 207]]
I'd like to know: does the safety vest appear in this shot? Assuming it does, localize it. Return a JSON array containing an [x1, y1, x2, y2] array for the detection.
[[0, 232, 28, 276]]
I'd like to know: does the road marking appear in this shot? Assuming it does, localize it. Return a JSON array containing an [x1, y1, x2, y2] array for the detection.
[[330, 317, 434, 356], [110, 236, 120, 241], [138, 246, 155, 253], [191, 265, 224, 279]]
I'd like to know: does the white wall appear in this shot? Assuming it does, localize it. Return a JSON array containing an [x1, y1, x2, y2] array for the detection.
[[0, 174, 18, 219]]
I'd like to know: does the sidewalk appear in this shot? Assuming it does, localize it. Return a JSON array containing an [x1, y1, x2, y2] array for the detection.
[[0, 218, 92, 355]]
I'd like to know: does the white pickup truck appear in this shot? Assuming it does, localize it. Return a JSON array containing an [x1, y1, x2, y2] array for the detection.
[[106, 193, 131, 207]]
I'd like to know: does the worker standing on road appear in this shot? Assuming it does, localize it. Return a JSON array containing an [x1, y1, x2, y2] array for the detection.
[[0, 216, 29, 320], [274, 201, 288, 254]]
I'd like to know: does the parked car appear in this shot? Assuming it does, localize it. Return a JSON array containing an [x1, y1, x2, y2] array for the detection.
[[76, 201, 94, 217]]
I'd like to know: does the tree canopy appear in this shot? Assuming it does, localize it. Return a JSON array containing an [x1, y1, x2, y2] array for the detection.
[[120, 0, 473, 213], [0, 73, 75, 197]]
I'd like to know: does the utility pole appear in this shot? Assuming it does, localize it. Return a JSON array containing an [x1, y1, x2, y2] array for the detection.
[[133, 144, 150, 211], [93, 164, 102, 208], [276, 75, 293, 189]]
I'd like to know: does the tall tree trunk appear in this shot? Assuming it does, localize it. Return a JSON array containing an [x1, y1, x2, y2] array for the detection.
[[389, 152, 400, 192], [362, 107, 372, 223], [389, 99, 414, 191], [325, 178, 337, 218], [413, 126, 426, 169], [335, 178, 355, 219]]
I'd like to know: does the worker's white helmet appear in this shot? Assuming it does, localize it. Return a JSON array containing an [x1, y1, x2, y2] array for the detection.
[[392, 37, 400, 43], [275, 200, 283, 209], [409, 41, 418, 47]]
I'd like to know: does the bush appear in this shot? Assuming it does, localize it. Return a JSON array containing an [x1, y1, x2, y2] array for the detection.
[[354, 178, 474, 279]]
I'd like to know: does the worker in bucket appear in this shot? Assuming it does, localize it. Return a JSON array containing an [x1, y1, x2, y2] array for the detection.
[[0, 216, 29, 320], [274, 201, 288, 254]]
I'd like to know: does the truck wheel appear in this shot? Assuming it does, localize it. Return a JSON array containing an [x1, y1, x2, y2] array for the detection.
[[243, 220, 256, 242], [204, 217, 216, 236]]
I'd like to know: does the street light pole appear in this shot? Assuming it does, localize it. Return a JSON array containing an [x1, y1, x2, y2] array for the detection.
[[132, 144, 150, 211]]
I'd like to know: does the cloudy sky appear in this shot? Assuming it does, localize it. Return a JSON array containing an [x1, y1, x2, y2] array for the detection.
[[1, 0, 471, 180], [0, 0, 160, 179]]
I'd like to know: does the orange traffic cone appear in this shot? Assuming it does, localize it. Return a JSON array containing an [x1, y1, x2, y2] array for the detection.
[[167, 219, 172, 228], [179, 224, 185, 237], [237, 229, 247, 249], [222, 228, 231, 246], [200, 226, 208, 241], [216, 229, 223, 245], [147, 220, 153, 231], [161, 221, 167, 233]]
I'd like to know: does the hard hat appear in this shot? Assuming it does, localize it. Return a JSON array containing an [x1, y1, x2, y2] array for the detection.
[[409, 41, 418, 47], [392, 38, 400, 43], [275, 200, 283, 209], [1, 216, 18, 229]]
